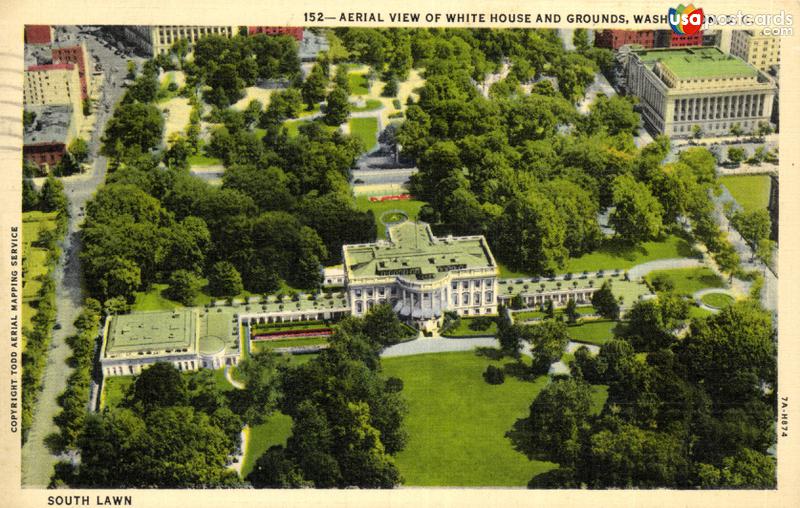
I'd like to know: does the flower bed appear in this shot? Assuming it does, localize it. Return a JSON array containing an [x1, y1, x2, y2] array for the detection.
[[369, 194, 411, 202], [252, 327, 333, 341]]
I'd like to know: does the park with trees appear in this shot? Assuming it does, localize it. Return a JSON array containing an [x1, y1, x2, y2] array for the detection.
[[34, 27, 778, 490]]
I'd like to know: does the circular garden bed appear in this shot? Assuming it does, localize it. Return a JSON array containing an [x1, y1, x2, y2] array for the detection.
[[700, 292, 735, 309], [380, 210, 409, 226]]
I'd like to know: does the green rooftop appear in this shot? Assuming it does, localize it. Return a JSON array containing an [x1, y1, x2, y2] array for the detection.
[[105, 309, 197, 357], [344, 221, 496, 282], [636, 47, 758, 79]]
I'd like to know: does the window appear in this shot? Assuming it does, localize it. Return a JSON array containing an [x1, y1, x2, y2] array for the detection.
[[356, 301, 363, 313], [485, 291, 493, 302], [462, 293, 470, 305], [452, 293, 458, 305], [355, 289, 362, 297], [474, 292, 481, 305], [462, 281, 469, 289]]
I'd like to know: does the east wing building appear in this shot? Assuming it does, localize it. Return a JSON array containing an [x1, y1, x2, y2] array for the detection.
[[343, 222, 499, 332], [625, 46, 776, 137]]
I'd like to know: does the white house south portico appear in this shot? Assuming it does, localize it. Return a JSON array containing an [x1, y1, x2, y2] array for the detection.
[[343, 221, 499, 332]]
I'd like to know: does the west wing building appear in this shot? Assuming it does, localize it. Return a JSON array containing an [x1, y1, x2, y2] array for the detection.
[[343, 222, 499, 332], [625, 47, 776, 137]]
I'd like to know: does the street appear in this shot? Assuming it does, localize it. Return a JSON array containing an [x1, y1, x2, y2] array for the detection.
[[21, 25, 133, 488]]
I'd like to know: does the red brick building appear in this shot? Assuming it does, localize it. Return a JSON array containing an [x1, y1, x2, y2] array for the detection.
[[595, 30, 656, 50], [247, 26, 304, 42], [23, 105, 77, 171], [51, 42, 90, 100], [25, 25, 53, 45], [595, 29, 703, 50]]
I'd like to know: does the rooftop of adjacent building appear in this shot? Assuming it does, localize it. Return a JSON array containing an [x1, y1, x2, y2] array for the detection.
[[344, 221, 496, 282], [23, 105, 73, 145], [105, 309, 197, 357], [634, 46, 758, 79]]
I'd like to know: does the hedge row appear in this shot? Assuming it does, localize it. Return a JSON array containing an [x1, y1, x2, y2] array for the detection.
[[53, 300, 102, 450]]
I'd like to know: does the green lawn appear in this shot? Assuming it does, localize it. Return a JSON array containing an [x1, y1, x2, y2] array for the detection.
[[349, 117, 378, 152], [689, 305, 714, 319], [646, 267, 725, 296], [212, 368, 237, 392], [590, 385, 609, 415], [352, 99, 383, 112], [721, 175, 771, 213], [241, 412, 293, 480], [442, 317, 498, 337], [348, 72, 370, 95], [701, 292, 735, 309], [565, 234, 696, 273], [354, 196, 426, 238], [251, 321, 328, 334], [567, 320, 618, 346], [100, 375, 135, 410], [382, 351, 557, 486], [187, 152, 223, 166], [497, 263, 534, 279]]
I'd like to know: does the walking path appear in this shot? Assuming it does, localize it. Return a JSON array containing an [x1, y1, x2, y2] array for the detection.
[[224, 366, 245, 389], [626, 258, 704, 280], [693, 288, 738, 314]]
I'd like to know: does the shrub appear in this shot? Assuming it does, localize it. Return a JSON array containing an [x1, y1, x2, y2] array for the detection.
[[483, 365, 505, 385], [468, 316, 494, 331], [392, 98, 402, 109]]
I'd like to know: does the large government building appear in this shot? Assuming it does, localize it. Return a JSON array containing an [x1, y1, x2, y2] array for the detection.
[[624, 46, 777, 137], [343, 221, 499, 332]]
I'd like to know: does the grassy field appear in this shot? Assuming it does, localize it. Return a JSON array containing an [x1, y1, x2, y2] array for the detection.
[[646, 267, 724, 296], [349, 117, 378, 152], [22, 211, 59, 347], [689, 305, 714, 319], [187, 152, 223, 167], [348, 72, 370, 95], [100, 375, 135, 409], [567, 320, 619, 346], [565, 234, 695, 273], [442, 317, 498, 337], [382, 351, 557, 486], [354, 196, 426, 238], [241, 412, 293, 479], [352, 99, 383, 112], [701, 292, 735, 309], [721, 175, 771, 213]]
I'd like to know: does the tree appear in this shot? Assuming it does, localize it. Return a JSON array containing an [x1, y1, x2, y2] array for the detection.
[[208, 261, 243, 297], [718, 448, 776, 488], [324, 86, 351, 126], [74, 407, 239, 488], [527, 320, 570, 373], [727, 147, 746, 166], [127, 362, 188, 412], [232, 351, 280, 425], [362, 304, 410, 346], [39, 176, 68, 213], [69, 138, 89, 165], [483, 365, 505, 384], [592, 281, 619, 320], [382, 75, 399, 97], [22, 178, 39, 211], [585, 423, 687, 488], [489, 191, 568, 275], [584, 95, 640, 136], [610, 174, 663, 243], [691, 124, 703, 139], [301, 64, 328, 109], [573, 29, 590, 51], [731, 209, 771, 254], [101, 102, 164, 159], [678, 300, 775, 405], [165, 269, 202, 306], [99, 257, 141, 301], [497, 322, 525, 358], [565, 298, 579, 323], [729, 123, 744, 138], [756, 238, 775, 267], [516, 377, 593, 467], [126, 60, 137, 79]]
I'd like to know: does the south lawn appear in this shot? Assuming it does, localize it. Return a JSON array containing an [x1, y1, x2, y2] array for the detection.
[[382, 351, 557, 486], [567, 320, 619, 346], [349, 117, 378, 152], [241, 412, 293, 479], [645, 267, 724, 296], [564, 234, 696, 273]]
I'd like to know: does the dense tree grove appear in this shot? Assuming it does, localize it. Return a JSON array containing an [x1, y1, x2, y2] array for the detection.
[[247, 309, 409, 488], [518, 300, 776, 489]]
